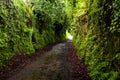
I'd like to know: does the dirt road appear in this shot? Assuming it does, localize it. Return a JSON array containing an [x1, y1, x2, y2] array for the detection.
[[7, 41, 91, 80]]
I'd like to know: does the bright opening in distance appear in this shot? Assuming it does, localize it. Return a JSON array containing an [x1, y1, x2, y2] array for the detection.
[[23, 0, 30, 3], [68, 35, 73, 40], [66, 30, 73, 40]]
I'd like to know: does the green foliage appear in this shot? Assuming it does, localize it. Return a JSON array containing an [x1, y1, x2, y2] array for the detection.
[[72, 0, 120, 79], [111, 0, 120, 35], [0, 0, 68, 68], [31, 0, 68, 48], [0, 0, 35, 68]]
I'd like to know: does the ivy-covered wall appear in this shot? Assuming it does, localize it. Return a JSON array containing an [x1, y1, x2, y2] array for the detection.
[[0, 0, 68, 68], [73, 0, 120, 79]]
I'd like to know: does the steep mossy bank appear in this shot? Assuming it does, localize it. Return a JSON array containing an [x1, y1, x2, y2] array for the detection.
[[0, 0, 70, 68], [72, 0, 120, 79]]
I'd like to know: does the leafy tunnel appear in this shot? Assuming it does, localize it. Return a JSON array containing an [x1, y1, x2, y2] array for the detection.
[[0, 0, 120, 80]]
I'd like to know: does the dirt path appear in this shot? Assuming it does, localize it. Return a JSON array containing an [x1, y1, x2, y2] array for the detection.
[[7, 41, 91, 80]]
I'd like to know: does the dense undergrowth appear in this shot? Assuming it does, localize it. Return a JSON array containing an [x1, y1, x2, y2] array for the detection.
[[72, 0, 120, 79], [0, 0, 70, 68]]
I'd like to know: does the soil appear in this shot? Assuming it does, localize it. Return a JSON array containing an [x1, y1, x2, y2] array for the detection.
[[0, 40, 91, 80]]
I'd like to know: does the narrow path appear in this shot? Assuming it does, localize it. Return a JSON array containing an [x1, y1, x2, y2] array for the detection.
[[7, 41, 91, 80]]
